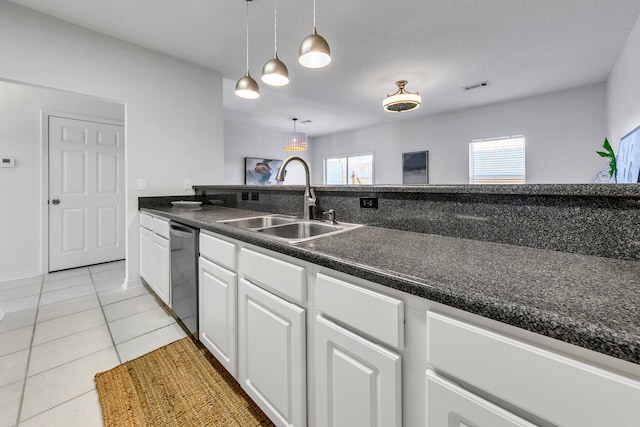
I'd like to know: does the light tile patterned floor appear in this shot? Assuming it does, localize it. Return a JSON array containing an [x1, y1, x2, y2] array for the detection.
[[0, 261, 187, 427]]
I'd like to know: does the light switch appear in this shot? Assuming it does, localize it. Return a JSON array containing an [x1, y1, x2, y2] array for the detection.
[[184, 179, 192, 190], [137, 178, 146, 190], [0, 158, 15, 168]]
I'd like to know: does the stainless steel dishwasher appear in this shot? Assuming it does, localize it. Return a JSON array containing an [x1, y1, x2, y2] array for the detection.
[[169, 221, 199, 337]]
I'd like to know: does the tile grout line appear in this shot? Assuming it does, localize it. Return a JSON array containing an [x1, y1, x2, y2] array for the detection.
[[15, 275, 44, 427], [89, 268, 123, 365]]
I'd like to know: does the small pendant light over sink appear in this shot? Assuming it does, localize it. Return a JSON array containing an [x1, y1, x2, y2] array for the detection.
[[298, 0, 331, 68], [235, 0, 260, 99], [382, 80, 421, 113], [282, 118, 308, 151], [262, 0, 289, 86]]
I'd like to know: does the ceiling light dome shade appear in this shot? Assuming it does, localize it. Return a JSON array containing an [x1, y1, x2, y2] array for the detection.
[[383, 80, 421, 113], [262, 54, 290, 86], [283, 118, 308, 151], [298, 27, 331, 68], [235, 72, 260, 99]]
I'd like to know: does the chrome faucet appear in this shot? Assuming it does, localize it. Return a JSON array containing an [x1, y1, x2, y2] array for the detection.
[[276, 156, 316, 220]]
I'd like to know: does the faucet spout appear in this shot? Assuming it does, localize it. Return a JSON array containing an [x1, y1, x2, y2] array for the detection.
[[276, 156, 316, 220]]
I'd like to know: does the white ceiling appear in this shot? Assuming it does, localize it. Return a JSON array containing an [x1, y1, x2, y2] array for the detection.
[[8, 0, 640, 136]]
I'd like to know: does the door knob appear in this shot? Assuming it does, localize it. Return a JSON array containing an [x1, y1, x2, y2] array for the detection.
[[52, 198, 60, 205]]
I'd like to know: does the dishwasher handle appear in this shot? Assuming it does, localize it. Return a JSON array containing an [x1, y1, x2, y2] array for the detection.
[[170, 222, 197, 238]]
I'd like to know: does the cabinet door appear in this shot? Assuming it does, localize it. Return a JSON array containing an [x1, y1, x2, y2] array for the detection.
[[426, 370, 536, 427], [139, 226, 153, 284], [151, 233, 171, 306], [199, 256, 238, 377], [238, 279, 306, 427], [315, 315, 402, 427]]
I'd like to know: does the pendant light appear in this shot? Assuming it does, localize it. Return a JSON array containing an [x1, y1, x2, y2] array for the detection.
[[282, 118, 308, 151], [298, 0, 331, 69], [235, 0, 260, 99], [262, 0, 289, 86], [382, 80, 421, 113]]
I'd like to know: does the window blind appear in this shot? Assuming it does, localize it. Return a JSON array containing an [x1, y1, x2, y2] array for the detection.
[[469, 136, 525, 184]]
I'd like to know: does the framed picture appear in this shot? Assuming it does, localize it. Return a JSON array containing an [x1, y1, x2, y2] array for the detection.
[[616, 125, 640, 183], [244, 157, 284, 185], [402, 151, 429, 184]]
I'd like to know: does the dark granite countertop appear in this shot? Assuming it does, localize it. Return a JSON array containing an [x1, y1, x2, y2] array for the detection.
[[142, 205, 640, 365]]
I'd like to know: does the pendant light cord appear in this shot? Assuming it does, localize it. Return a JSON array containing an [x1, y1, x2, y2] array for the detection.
[[245, 1, 249, 73], [313, 0, 316, 29], [274, 0, 278, 55]]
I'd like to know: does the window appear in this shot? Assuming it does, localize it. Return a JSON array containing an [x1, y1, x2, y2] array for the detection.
[[324, 154, 373, 185], [469, 136, 525, 184]]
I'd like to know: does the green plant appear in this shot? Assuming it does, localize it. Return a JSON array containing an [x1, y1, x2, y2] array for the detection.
[[596, 138, 617, 182]]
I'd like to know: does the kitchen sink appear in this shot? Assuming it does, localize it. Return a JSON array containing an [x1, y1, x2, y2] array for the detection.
[[220, 215, 297, 229], [219, 215, 362, 243]]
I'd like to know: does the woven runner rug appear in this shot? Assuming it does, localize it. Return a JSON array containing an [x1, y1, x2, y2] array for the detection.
[[95, 337, 274, 426]]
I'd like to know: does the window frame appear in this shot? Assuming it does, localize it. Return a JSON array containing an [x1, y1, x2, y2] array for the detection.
[[323, 152, 375, 185], [468, 135, 526, 184]]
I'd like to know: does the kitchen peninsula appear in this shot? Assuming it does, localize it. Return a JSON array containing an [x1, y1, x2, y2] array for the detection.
[[140, 184, 640, 427]]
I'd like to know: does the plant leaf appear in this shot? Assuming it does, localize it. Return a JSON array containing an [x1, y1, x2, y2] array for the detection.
[[596, 151, 610, 157]]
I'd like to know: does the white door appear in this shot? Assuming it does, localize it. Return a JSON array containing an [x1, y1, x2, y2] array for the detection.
[[199, 256, 238, 377], [315, 315, 402, 427], [238, 278, 306, 427], [48, 116, 125, 271]]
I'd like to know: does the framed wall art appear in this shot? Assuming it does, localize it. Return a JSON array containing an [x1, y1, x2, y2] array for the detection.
[[402, 151, 429, 184], [244, 157, 284, 185]]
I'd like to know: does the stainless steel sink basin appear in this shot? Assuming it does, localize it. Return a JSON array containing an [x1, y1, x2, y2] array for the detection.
[[220, 215, 297, 229], [219, 215, 362, 243]]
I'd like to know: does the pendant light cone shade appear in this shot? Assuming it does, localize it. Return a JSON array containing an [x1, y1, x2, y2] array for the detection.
[[299, 27, 331, 68], [235, 72, 260, 99], [283, 118, 308, 151], [236, 0, 260, 99], [382, 80, 421, 113], [262, 55, 289, 86], [262, 0, 289, 86]]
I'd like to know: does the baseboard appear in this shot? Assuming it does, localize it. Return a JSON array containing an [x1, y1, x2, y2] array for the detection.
[[0, 268, 42, 284], [124, 277, 143, 290]]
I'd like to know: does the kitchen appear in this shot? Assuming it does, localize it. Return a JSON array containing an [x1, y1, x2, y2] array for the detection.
[[1, 0, 640, 426]]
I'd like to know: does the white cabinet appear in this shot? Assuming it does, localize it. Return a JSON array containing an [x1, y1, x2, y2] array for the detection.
[[151, 233, 170, 305], [426, 370, 536, 427], [238, 278, 306, 427], [198, 243, 238, 376], [314, 273, 404, 427], [315, 315, 402, 427], [139, 226, 152, 284], [139, 213, 171, 306], [426, 311, 640, 427]]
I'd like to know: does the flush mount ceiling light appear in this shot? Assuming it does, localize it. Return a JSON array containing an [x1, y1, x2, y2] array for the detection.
[[282, 118, 308, 151], [382, 80, 422, 113], [262, 0, 289, 86], [235, 0, 260, 99], [298, 0, 331, 69]]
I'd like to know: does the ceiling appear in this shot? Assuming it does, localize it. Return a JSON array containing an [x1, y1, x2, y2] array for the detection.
[[8, 0, 640, 137]]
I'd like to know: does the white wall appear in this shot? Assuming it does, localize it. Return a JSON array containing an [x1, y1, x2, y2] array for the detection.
[[311, 84, 607, 184], [0, 81, 124, 281], [607, 14, 640, 149], [224, 121, 312, 185], [0, 2, 224, 284]]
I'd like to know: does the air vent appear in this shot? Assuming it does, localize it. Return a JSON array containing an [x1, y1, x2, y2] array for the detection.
[[463, 81, 490, 91]]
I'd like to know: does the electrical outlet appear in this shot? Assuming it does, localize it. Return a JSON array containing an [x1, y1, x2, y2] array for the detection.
[[136, 178, 146, 190], [183, 179, 192, 190], [251, 192, 259, 201], [360, 197, 378, 209], [241, 192, 249, 201]]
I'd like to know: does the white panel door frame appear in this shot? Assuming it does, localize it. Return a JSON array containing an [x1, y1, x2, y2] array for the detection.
[[41, 110, 125, 274]]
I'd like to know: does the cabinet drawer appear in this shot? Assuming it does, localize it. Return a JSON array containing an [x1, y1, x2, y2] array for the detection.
[[200, 231, 237, 271], [426, 370, 536, 427], [427, 312, 640, 427], [316, 273, 403, 349], [240, 248, 305, 304], [152, 217, 170, 239], [140, 212, 153, 230]]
